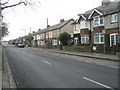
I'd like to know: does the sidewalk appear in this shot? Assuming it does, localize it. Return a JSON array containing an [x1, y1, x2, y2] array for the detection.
[[37, 48, 119, 62], [0, 45, 17, 89], [0, 45, 2, 90], [28, 47, 119, 62]]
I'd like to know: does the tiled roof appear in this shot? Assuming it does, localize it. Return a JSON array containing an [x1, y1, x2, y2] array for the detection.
[[32, 19, 74, 35], [81, 1, 120, 19]]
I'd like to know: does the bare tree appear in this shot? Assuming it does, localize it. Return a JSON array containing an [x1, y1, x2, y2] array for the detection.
[[0, 0, 40, 38], [0, 0, 40, 11]]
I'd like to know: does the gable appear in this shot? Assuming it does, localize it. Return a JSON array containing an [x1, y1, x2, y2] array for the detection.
[[88, 9, 102, 19], [79, 16, 85, 21], [91, 11, 101, 17]]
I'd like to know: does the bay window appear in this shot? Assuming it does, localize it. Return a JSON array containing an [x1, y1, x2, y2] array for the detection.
[[81, 35, 89, 44]]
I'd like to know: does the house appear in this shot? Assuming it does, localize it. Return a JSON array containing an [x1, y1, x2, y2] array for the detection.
[[36, 19, 74, 48], [73, 0, 119, 54]]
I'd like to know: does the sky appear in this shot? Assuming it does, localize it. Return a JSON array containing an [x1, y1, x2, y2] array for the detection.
[[2, 0, 114, 41]]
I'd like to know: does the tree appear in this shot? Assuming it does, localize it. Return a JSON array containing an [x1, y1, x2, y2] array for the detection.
[[1, 22, 9, 37], [0, 0, 40, 38], [25, 34, 33, 47], [58, 32, 71, 46]]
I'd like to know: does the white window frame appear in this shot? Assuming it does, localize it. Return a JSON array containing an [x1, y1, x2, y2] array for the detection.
[[52, 39, 57, 45], [94, 33, 104, 44], [74, 24, 80, 31], [80, 20, 88, 29], [110, 33, 118, 46], [81, 35, 89, 44], [40, 40, 45, 45], [93, 16, 104, 27], [111, 13, 117, 23], [74, 37, 79, 45]]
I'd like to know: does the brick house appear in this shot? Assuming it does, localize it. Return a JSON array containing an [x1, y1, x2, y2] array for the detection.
[[74, 0, 120, 54]]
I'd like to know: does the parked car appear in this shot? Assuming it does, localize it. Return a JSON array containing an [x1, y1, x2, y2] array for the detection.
[[17, 43, 24, 48]]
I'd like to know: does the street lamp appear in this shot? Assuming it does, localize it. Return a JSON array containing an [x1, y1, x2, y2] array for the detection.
[[21, 29, 26, 46]]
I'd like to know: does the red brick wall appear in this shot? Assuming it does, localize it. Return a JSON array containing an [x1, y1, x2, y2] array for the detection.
[[93, 26, 105, 33], [80, 29, 89, 35]]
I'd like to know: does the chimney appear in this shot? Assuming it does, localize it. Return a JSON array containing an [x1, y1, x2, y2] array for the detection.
[[60, 19, 65, 23], [47, 25, 50, 28], [102, 0, 111, 6], [38, 29, 41, 31], [32, 31, 35, 33]]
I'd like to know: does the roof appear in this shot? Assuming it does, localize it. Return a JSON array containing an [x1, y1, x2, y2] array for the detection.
[[32, 19, 74, 35], [79, 1, 120, 20]]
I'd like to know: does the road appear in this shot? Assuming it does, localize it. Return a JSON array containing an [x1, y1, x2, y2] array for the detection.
[[4, 45, 118, 89]]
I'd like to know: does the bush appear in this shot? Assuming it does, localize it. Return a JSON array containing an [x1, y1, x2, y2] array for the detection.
[[58, 32, 71, 46]]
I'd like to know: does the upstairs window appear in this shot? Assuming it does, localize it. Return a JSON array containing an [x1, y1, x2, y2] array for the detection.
[[80, 20, 88, 29], [111, 13, 117, 23], [74, 24, 80, 31], [93, 16, 104, 27]]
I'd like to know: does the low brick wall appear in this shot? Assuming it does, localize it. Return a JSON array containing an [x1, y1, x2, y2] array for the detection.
[[63, 45, 92, 52]]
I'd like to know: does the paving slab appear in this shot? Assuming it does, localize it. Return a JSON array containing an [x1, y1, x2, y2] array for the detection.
[[0, 45, 2, 90]]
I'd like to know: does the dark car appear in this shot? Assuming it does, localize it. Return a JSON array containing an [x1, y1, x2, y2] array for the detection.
[[17, 44, 24, 48]]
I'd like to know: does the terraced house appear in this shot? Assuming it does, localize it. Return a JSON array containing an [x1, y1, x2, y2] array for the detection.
[[32, 19, 74, 48], [73, 0, 120, 54]]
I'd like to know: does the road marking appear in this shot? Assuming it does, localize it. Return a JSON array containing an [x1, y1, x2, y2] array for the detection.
[[43, 61, 52, 65], [29, 55, 33, 57], [83, 77, 115, 90]]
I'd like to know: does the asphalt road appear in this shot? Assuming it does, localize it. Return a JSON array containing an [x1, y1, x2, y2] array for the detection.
[[4, 46, 118, 89]]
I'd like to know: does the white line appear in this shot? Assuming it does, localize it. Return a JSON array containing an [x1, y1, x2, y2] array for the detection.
[[43, 61, 52, 65], [29, 55, 33, 57], [83, 77, 115, 90]]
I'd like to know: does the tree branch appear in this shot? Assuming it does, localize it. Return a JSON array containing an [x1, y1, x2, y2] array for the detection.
[[1, 1, 27, 10], [0, 0, 9, 5]]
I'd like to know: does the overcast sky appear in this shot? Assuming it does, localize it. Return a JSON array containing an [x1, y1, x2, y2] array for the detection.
[[2, 0, 114, 41]]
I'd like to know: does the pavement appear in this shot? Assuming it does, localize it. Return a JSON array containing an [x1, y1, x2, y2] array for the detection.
[[48, 49, 119, 62], [0, 45, 2, 90], [0, 45, 17, 89], [30, 47, 119, 62]]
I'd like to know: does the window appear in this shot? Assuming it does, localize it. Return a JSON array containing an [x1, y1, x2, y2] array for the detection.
[[74, 24, 80, 31], [74, 37, 79, 45], [37, 41, 40, 45], [111, 14, 117, 23], [93, 16, 104, 27], [110, 33, 118, 46], [40, 40, 45, 45], [81, 35, 89, 44], [52, 39, 57, 45], [80, 20, 88, 29], [94, 33, 104, 44]]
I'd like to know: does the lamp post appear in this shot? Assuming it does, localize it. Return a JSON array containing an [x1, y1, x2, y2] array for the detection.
[[21, 29, 26, 46]]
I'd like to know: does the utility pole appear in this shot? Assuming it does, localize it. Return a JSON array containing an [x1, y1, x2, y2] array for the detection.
[[118, 1, 120, 62], [0, 2, 2, 42], [47, 18, 49, 48], [30, 27, 32, 47]]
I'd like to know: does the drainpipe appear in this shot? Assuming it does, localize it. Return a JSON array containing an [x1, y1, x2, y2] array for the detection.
[[118, 1, 120, 60]]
